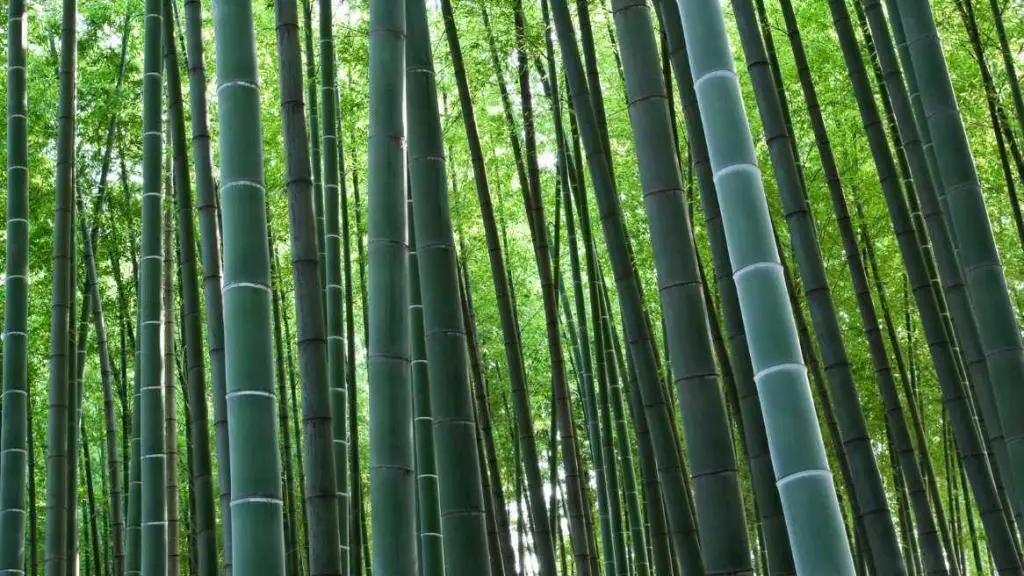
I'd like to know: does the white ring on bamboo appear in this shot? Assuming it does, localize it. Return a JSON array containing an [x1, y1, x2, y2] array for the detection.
[[693, 68, 737, 92], [220, 180, 265, 193], [7, 218, 28, 225], [776, 469, 831, 488], [1, 448, 27, 455], [4, 331, 26, 338], [223, 281, 270, 293], [144, 72, 162, 79], [7, 166, 28, 173], [143, 131, 163, 138], [142, 454, 166, 460], [226, 390, 275, 400], [753, 362, 805, 382], [218, 80, 259, 92], [733, 261, 781, 283], [414, 416, 431, 422], [421, 532, 442, 538], [411, 359, 427, 366], [418, 474, 437, 480], [230, 497, 283, 506], [712, 162, 761, 183]]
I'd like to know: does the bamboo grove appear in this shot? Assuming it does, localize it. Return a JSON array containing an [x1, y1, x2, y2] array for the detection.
[[2, 0, 1024, 573]]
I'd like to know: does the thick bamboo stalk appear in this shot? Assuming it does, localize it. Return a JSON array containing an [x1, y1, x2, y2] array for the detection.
[[210, 0, 287, 570]]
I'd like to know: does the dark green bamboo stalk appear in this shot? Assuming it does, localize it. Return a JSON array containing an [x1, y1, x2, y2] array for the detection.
[[0, 0, 31, 568], [67, 220, 86, 576], [775, 2, 950, 572], [551, 2, 708, 573], [211, 0, 286, 570], [674, 0, 855, 571], [986, 0, 1024, 142], [367, 0, 415, 571], [861, 0, 1023, 546], [895, 0, 1024, 537], [952, 0, 1024, 255], [82, 209, 126, 576], [299, 0, 326, 308], [179, 0, 231, 566], [270, 271, 301, 576], [406, 197, 443, 576], [841, 3, 1024, 571], [342, 130, 363, 576], [280, 276, 309, 576], [270, 0, 342, 572], [316, 1, 350, 569], [163, 156, 180, 576], [460, 260, 517, 576], [612, 2, 753, 572], [598, 283, 648, 576], [536, 5, 609, 573], [81, 425, 101, 576], [126, 288, 141, 576], [728, 1, 905, 571], [161, 4, 217, 572], [44, 3, 78, 573], [439, 0, 592, 571], [653, 4, 796, 571], [137, 0, 168, 571], [406, 5, 492, 570]]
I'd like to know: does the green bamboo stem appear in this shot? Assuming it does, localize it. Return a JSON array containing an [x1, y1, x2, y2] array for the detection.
[[0, 0, 31, 568], [986, 0, 1024, 142], [675, 0, 855, 571], [211, 0, 287, 570], [406, 5, 493, 568], [776, 1, 950, 572], [162, 183, 180, 576], [137, 0, 167, 571], [895, 0, 1024, 543], [551, 2, 708, 573], [161, 4, 217, 572], [270, 0, 343, 572], [653, 3, 797, 571], [439, 0, 593, 570], [178, 0, 231, 566], [730, 0, 906, 570], [270, 267, 301, 576], [406, 197, 443, 576], [847, 2, 1024, 570], [612, 1, 753, 572], [367, 0, 416, 571], [43, 3, 78, 573], [316, 1, 350, 568], [861, 0, 1023, 546]]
